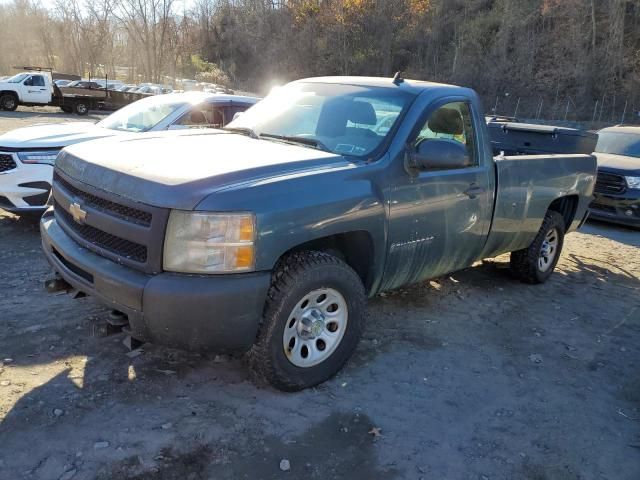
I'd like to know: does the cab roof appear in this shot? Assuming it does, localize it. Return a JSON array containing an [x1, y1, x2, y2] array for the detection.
[[296, 76, 466, 96]]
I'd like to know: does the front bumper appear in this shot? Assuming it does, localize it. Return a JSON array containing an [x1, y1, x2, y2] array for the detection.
[[590, 192, 640, 228], [41, 211, 271, 353], [0, 152, 52, 211]]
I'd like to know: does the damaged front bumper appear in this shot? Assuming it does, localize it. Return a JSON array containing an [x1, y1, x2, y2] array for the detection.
[[40, 209, 271, 353]]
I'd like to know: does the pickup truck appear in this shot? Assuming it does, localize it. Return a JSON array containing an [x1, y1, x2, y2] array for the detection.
[[0, 71, 134, 115], [40, 76, 596, 391]]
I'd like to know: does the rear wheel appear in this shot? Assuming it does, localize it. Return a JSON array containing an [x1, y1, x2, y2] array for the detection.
[[510, 210, 565, 284], [74, 102, 89, 115], [0, 94, 18, 111], [249, 251, 366, 391]]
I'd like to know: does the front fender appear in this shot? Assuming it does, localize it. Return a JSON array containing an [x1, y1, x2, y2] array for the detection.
[[196, 164, 388, 286]]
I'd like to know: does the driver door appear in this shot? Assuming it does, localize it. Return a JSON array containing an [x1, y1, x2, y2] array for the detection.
[[22, 75, 50, 104], [382, 100, 492, 290]]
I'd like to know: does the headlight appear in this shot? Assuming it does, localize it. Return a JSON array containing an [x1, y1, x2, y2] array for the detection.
[[163, 211, 256, 273], [626, 176, 640, 189], [17, 150, 60, 166]]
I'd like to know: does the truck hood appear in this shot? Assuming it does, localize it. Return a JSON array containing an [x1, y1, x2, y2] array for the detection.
[[0, 122, 118, 150], [595, 152, 640, 176], [57, 130, 348, 209]]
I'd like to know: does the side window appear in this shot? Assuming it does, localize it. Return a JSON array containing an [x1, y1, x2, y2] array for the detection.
[[415, 101, 477, 167], [24, 76, 33, 86], [176, 104, 224, 128], [225, 105, 250, 124], [32, 76, 45, 87]]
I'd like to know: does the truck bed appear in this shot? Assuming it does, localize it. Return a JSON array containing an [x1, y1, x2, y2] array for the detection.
[[481, 153, 597, 258]]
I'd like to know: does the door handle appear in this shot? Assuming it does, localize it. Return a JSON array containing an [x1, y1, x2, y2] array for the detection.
[[463, 184, 485, 199]]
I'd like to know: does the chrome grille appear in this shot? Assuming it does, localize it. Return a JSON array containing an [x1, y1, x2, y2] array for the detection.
[[51, 170, 168, 273], [55, 200, 148, 263], [54, 172, 152, 226]]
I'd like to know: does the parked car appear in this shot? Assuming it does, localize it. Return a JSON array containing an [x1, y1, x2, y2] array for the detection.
[[94, 80, 124, 91], [0, 92, 259, 213], [53, 79, 72, 87], [65, 80, 103, 90], [117, 85, 138, 92], [589, 125, 640, 228], [41, 76, 596, 391], [135, 85, 163, 95]]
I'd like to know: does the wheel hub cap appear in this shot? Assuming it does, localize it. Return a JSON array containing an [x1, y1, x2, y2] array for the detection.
[[297, 309, 325, 340], [283, 287, 349, 368], [538, 228, 558, 272]]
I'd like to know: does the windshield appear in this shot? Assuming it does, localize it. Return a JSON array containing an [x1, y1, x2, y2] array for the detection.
[[98, 96, 187, 132], [595, 131, 640, 159], [6, 73, 29, 84], [227, 82, 415, 158]]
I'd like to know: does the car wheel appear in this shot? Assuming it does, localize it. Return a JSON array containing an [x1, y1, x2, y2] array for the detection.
[[0, 94, 18, 111], [510, 210, 565, 284], [249, 251, 366, 391], [74, 102, 89, 115]]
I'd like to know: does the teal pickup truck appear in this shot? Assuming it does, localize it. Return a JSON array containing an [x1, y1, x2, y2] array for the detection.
[[41, 76, 596, 391]]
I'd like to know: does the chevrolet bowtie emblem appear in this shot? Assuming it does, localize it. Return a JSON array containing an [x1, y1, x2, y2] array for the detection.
[[69, 202, 87, 224]]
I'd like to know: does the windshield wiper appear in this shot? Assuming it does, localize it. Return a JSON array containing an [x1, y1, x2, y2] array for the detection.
[[221, 126, 259, 139], [259, 133, 330, 152]]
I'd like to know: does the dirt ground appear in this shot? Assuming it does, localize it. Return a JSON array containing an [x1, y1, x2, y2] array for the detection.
[[0, 109, 639, 480]]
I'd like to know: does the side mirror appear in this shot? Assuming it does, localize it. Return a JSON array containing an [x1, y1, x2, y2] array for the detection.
[[408, 138, 470, 172]]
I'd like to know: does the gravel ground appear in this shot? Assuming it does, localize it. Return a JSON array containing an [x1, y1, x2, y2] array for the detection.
[[0, 109, 639, 480]]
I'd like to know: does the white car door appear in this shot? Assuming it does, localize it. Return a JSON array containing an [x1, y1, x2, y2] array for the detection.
[[21, 75, 51, 104]]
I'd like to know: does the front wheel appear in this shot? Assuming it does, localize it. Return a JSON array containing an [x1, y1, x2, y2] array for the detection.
[[510, 210, 566, 284], [0, 94, 18, 111], [249, 251, 366, 391]]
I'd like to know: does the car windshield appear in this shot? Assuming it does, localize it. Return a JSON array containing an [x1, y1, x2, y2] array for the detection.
[[97, 96, 187, 132], [595, 131, 640, 159], [227, 82, 415, 158], [6, 73, 29, 83]]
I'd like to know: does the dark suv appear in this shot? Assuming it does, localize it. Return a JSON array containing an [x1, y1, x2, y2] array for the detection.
[[590, 126, 640, 228]]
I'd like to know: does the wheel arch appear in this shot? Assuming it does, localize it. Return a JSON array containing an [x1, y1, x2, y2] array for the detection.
[[276, 231, 377, 294], [547, 194, 579, 231], [0, 90, 19, 98]]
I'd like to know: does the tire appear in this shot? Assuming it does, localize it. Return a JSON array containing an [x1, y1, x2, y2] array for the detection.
[[0, 94, 18, 111], [60, 106, 72, 113], [510, 210, 565, 284], [74, 102, 89, 115], [249, 251, 366, 391]]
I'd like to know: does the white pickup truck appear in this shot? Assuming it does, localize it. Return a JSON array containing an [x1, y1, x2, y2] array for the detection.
[[0, 71, 105, 115]]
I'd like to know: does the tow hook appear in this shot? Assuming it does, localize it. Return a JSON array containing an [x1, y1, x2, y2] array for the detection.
[[107, 310, 145, 351], [44, 275, 71, 293]]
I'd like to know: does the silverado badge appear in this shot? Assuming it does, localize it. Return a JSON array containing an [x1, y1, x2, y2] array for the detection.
[[69, 202, 87, 225]]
